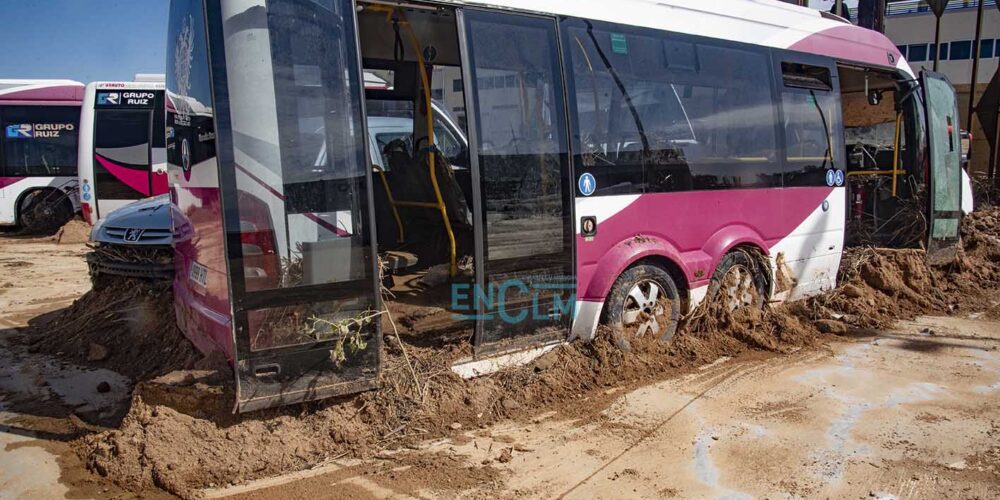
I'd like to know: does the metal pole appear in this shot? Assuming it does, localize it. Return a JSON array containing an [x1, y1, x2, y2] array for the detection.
[[966, 0, 985, 135], [836, 0, 843, 19], [933, 15, 942, 71]]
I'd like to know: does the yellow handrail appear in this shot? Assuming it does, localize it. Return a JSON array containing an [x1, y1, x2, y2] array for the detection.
[[366, 4, 458, 277], [372, 165, 405, 243]]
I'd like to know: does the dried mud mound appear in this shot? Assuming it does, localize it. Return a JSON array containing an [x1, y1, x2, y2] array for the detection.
[[80, 210, 1000, 498], [51, 218, 92, 244], [25, 276, 201, 381], [792, 209, 1000, 332]]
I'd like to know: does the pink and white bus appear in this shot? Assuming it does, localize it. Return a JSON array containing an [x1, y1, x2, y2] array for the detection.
[[78, 77, 167, 224], [167, 0, 966, 411], [0, 80, 83, 232]]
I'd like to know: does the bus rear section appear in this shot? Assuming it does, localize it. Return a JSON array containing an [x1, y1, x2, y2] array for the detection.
[[79, 79, 167, 224], [0, 79, 83, 232]]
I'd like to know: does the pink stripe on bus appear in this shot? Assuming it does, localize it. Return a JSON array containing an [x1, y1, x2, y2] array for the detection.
[[95, 155, 151, 197], [789, 25, 902, 69], [575, 187, 834, 301], [0, 177, 26, 189], [234, 163, 350, 237]]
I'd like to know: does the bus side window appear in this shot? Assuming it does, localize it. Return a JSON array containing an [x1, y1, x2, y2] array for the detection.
[[779, 62, 842, 188], [561, 22, 780, 195]]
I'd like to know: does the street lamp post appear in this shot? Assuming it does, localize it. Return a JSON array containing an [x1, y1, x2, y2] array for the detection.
[[926, 0, 950, 71]]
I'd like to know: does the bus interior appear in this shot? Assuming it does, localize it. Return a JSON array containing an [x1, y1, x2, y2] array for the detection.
[[359, 2, 476, 347], [836, 64, 929, 248]]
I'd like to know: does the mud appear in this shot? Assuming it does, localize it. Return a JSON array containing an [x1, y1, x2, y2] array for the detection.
[[49, 209, 1000, 497], [78, 301, 823, 497], [50, 218, 92, 245], [22, 276, 202, 382]]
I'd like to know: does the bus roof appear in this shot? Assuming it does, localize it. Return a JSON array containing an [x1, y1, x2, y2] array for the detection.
[[451, 0, 909, 74], [0, 79, 85, 104]]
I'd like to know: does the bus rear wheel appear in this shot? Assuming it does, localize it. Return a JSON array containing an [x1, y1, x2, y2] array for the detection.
[[19, 190, 73, 235], [707, 250, 769, 311], [605, 264, 681, 342]]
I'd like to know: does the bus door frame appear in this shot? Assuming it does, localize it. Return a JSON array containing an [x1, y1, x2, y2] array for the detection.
[[205, 0, 383, 412], [920, 70, 964, 264], [456, 7, 576, 356]]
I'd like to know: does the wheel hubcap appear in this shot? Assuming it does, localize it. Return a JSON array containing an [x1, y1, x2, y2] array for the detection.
[[721, 265, 756, 311], [622, 279, 668, 337]]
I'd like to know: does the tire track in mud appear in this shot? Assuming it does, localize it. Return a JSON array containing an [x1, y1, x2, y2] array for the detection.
[[556, 349, 824, 498]]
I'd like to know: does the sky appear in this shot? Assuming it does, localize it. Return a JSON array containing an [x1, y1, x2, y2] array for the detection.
[[0, 0, 169, 83], [0, 0, 862, 85]]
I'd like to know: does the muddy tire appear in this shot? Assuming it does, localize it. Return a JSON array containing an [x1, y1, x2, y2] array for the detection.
[[706, 250, 769, 310], [604, 264, 681, 342], [19, 190, 73, 235]]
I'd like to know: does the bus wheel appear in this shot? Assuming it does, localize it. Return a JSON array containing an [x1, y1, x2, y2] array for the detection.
[[605, 264, 681, 342], [20, 191, 72, 234], [707, 250, 769, 311]]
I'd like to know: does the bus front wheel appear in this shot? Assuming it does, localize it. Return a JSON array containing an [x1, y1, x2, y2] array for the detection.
[[604, 264, 681, 342]]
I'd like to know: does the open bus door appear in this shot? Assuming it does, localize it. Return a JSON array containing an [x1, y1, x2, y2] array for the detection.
[[201, 0, 382, 412], [920, 71, 964, 264], [460, 10, 575, 354]]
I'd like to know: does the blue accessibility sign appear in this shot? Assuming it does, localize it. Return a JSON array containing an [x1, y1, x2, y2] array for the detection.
[[578, 172, 596, 196], [834, 169, 845, 187]]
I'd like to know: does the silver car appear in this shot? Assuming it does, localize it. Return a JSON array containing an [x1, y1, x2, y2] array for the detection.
[[87, 194, 174, 280]]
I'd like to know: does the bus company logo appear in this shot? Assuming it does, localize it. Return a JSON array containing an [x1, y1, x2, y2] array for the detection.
[[122, 91, 155, 106], [123, 228, 145, 243], [98, 92, 121, 105], [5, 124, 32, 139], [5, 123, 72, 139], [451, 278, 576, 324]]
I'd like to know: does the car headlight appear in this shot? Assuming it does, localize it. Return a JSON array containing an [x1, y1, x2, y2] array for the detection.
[[90, 218, 106, 242]]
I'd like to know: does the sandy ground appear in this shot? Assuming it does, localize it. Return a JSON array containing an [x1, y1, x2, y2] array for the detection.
[[208, 316, 1000, 499], [0, 233, 998, 499]]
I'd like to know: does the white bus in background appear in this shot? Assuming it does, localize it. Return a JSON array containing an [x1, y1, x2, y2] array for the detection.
[[0, 79, 83, 232], [78, 75, 167, 224]]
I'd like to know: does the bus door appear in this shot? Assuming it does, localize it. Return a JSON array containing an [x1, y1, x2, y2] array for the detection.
[[208, 0, 381, 412], [92, 91, 162, 217], [460, 10, 575, 354], [920, 71, 963, 264]]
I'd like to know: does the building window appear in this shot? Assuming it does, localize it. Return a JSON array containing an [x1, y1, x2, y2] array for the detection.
[[896, 45, 907, 58], [908, 44, 928, 62], [950, 40, 972, 60], [980, 39, 995, 59], [938, 42, 949, 61], [452, 78, 462, 92]]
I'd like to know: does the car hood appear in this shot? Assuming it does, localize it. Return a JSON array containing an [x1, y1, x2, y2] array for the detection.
[[91, 195, 173, 246], [101, 195, 172, 230]]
